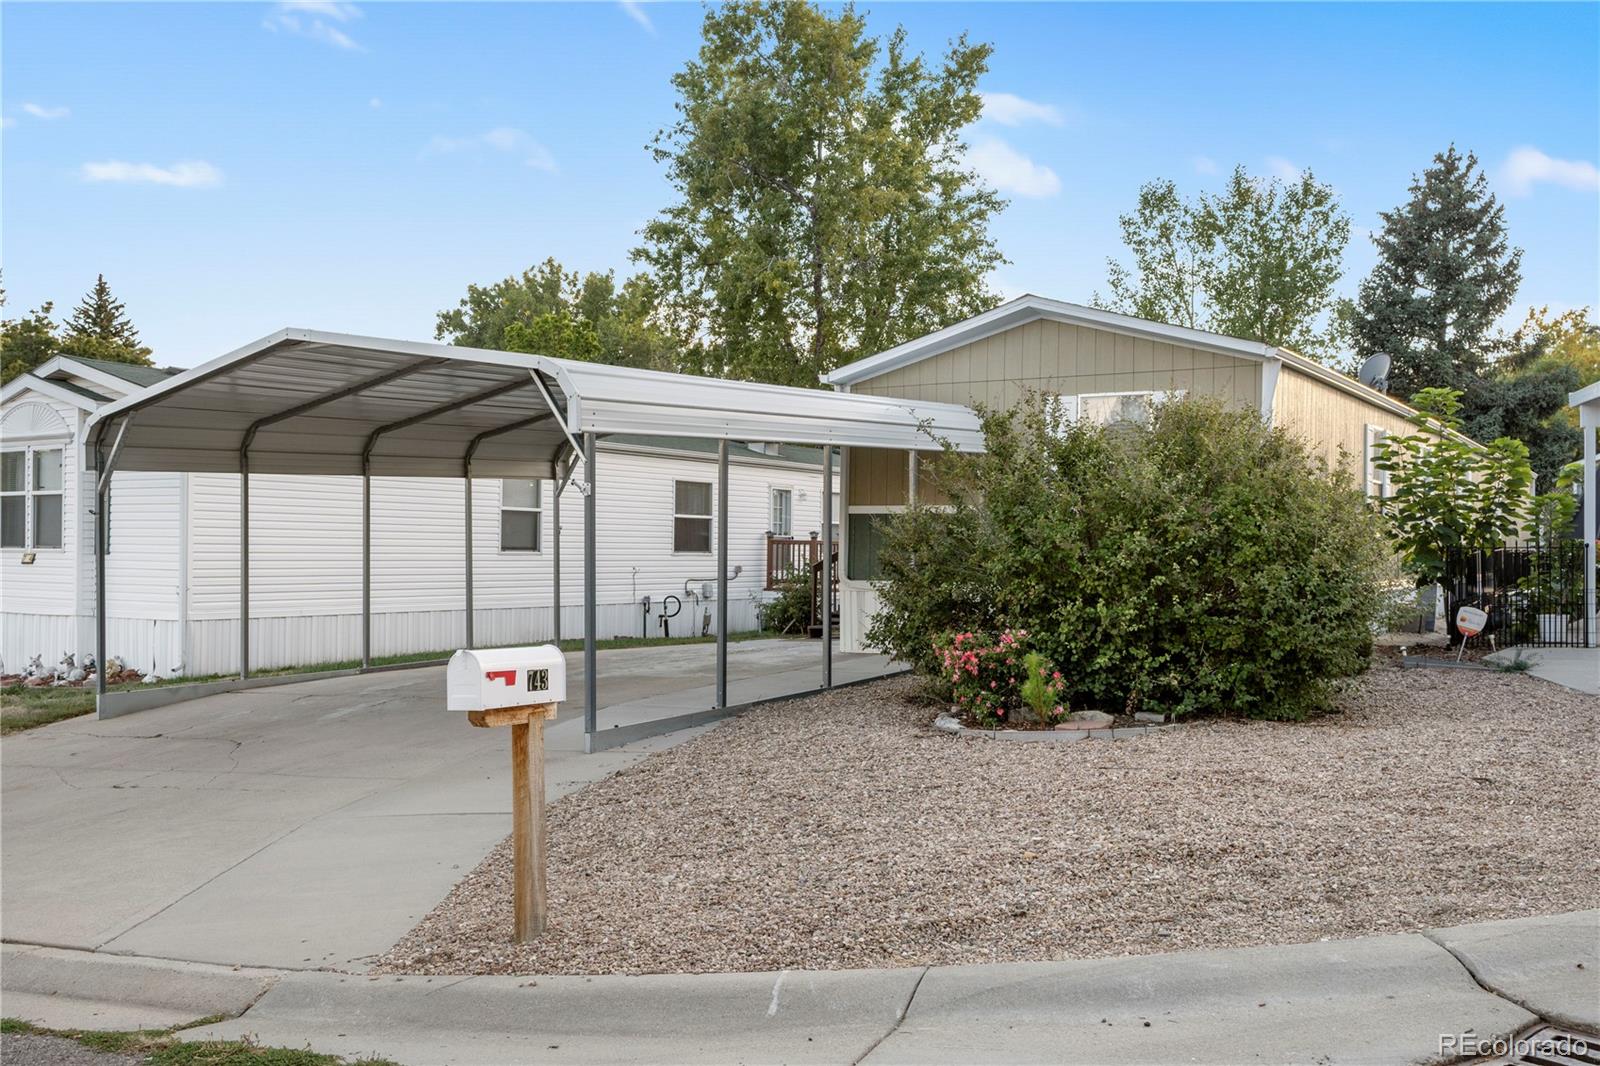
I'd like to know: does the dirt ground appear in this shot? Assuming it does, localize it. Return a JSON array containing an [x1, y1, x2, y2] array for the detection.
[[377, 661, 1599, 976]]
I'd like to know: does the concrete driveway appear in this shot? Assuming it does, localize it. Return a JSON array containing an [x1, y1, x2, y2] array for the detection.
[[1, 639, 891, 971]]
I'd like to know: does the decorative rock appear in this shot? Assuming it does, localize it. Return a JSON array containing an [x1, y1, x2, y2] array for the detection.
[[1065, 709, 1114, 724], [1134, 711, 1169, 724], [932, 714, 963, 734]]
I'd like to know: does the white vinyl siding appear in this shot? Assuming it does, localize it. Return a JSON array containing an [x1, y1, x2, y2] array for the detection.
[[500, 479, 542, 552], [673, 480, 712, 553]]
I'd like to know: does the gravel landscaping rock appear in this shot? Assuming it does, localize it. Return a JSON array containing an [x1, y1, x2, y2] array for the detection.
[[376, 662, 1599, 977]]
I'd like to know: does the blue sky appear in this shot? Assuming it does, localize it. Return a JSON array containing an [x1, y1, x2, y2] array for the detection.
[[4, 1, 1597, 369]]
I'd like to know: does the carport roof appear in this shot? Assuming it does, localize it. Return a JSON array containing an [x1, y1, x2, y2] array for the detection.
[[84, 328, 984, 479]]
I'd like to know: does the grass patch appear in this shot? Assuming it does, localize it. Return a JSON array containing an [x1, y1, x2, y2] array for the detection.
[[1, 1017, 401, 1065], [0, 631, 798, 735]]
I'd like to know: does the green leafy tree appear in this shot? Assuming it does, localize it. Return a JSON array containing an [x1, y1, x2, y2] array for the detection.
[[1097, 166, 1349, 358], [436, 258, 674, 369], [1350, 146, 1522, 396], [1373, 387, 1534, 588], [1, 299, 61, 384], [635, 1, 1006, 387]]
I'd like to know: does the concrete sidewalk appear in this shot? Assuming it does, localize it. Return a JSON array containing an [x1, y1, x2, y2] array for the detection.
[[3, 911, 1594, 1065], [1485, 646, 1600, 695], [1, 639, 891, 972]]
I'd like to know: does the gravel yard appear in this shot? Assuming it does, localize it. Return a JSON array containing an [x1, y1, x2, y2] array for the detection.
[[377, 662, 1599, 976]]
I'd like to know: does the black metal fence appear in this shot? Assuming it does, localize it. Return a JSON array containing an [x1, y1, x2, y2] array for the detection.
[[1444, 541, 1592, 649]]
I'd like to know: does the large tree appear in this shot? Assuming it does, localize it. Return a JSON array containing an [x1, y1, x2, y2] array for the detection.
[[1, 299, 61, 384], [635, 1, 1006, 387], [1097, 166, 1349, 358], [59, 274, 154, 367], [436, 257, 674, 369], [1458, 305, 1596, 488], [1350, 146, 1522, 397]]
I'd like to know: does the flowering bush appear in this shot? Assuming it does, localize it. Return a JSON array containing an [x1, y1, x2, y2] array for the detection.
[[934, 629, 1067, 728]]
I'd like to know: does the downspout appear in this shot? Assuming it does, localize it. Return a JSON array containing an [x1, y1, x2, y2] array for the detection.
[[178, 472, 191, 676], [1260, 353, 1283, 426]]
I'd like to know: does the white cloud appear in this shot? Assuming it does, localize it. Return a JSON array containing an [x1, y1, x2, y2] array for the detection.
[[1502, 146, 1600, 196], [619, 1, 654, 34], [21, 102, 71, 120], [967, 137, 1060, 198], [81, 160, 223, 188], [423, 127, 556, 172], [369, 97, 382, 109], [980, 92, 1064, 128], [1191, 155, 1219, 176], [263, 1, 363, 51], [1265, 156, 1302, 181]]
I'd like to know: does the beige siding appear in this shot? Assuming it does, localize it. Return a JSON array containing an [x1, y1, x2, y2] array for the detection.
[[847, 449, 950, 507], [1272, 366, 1418, 472], [851, 319, 1262, 413]]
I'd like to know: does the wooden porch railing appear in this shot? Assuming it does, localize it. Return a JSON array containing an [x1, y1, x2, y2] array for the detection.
[[765, 534, 822, 590]]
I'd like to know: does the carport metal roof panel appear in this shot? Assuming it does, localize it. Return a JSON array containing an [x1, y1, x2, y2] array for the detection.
[[84, 329, 984, 477]]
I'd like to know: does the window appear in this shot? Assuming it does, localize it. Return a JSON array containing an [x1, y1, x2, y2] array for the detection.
[[2, 446, 63, 550], [1, 451, 23, 548], [500, 479, 542, 551], [847, 513, 888, 581], [1364, 425, 1391, 500], [1080, 391, 1182, 428], [769, 488, 793, 537], [673, 480, 712, 553]]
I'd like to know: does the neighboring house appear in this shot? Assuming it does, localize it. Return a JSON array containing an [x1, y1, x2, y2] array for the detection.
[[822, 295, 1436, 653], [1, 355, 839, 677]]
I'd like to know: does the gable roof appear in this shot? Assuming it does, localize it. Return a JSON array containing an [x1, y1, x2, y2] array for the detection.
[[57, 355, 181, 387], [822, 295, 1277, 387], [822, 293, 1438, 425]]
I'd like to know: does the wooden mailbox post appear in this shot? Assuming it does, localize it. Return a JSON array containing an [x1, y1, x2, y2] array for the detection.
[[447, 646, 565, 942]]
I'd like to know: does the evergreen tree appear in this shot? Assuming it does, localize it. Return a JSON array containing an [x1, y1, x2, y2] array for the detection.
[[635, 1, 1005, 387], [1351, 146, 1522, 396], [60, 274, 154, 367]]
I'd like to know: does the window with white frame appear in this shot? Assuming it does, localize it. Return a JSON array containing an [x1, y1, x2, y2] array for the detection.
[[674, 480, 712, 553], [769, 487, 793, 537], [500, 479, 542, 551], [0, 451, 23, 548], [1080, 391, 1183, 427], [1, 446, 63, 549], [1364, 425, 1391, 499]]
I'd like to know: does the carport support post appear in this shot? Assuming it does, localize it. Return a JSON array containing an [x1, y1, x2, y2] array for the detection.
[[821, 445, 833, 688], [94, 440, 108, 697], [464, 469, 474, 649], [551, 458, 561, 645], [362, 462, 372, 670], [583, 432, 597, 743], [239, 456, 250, 679], [716, 439, 729, 708]]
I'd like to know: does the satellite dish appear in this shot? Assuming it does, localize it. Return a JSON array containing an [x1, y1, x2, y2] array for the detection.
[[1358, 353, 1391, 392]]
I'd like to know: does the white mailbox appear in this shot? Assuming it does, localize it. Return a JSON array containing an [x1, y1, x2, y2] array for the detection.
[[448, 645, 566, 712]]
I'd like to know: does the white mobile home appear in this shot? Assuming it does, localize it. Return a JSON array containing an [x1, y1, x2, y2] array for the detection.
[[1, 355, 839, 677]]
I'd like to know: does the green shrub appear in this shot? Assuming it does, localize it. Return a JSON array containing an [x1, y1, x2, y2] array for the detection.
[[867, 394, 1390, 720], [758, 574, 812, 634]]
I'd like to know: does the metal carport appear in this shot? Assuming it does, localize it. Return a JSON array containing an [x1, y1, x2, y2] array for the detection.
[[83, 328, 983, 750]]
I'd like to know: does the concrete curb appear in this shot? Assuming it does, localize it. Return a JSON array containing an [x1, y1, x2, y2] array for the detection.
[[96, 669, 360, 719], [1425, 909, 1600, 1032], [0, 944, 279, 1032], [4, 912, 1589, 1064]]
